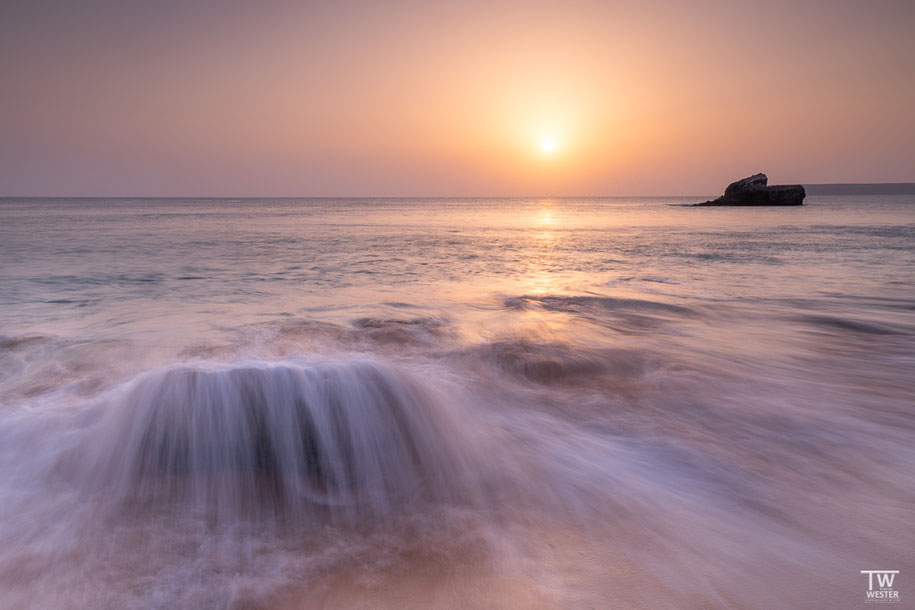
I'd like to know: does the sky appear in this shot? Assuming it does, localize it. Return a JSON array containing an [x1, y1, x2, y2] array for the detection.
[[1, 0, 914, 197]]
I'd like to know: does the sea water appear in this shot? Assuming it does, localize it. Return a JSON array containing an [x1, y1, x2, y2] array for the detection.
[[0, 196, 913, 607]]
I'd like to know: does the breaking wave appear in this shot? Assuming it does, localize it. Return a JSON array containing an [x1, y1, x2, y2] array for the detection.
[[69, 358, 485, 525]]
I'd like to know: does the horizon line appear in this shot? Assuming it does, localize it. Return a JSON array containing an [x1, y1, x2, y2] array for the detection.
[[0, 194, 720, 200], [3, 182, 914, 200], [3, 181, 915, 201]]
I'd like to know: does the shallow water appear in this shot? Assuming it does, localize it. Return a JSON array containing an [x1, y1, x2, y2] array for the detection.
[[1, 196, 913, 608]]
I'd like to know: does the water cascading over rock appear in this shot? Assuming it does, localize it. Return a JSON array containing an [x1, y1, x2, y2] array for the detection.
[[77, 358, 483, 524]]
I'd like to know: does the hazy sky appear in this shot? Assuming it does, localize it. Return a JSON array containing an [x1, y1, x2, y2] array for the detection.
[[1, 0, 913, 196]]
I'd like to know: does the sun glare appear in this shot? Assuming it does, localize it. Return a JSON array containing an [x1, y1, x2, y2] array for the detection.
[[540, 138, 557, 154]]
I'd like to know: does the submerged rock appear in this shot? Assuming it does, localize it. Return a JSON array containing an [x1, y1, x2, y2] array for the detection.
[[697, 173, 805, 206], [74, 359, 485, 524]]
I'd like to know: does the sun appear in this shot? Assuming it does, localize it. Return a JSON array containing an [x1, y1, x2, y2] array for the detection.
[[540, 138, 557, 154]]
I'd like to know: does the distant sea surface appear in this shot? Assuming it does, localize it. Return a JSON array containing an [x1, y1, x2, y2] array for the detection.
[[1, 196, 913, 608]]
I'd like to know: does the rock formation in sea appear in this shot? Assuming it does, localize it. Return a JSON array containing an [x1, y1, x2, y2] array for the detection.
[[696, 173, 805, 206]]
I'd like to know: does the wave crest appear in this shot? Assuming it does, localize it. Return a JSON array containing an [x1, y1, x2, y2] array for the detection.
[[77, 358, 482, 524]]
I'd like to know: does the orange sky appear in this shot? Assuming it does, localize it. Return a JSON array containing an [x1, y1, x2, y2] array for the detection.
[[1, 0, 913, 196]]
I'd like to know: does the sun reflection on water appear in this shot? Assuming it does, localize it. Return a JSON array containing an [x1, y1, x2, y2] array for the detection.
[[525, 201, 562, 296]]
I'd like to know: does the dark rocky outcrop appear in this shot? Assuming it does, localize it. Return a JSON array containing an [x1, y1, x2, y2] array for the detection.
[[696, 173, 805, 206]]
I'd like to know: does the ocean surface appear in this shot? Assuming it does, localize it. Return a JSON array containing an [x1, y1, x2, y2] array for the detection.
[[0, 196, 913, 608]]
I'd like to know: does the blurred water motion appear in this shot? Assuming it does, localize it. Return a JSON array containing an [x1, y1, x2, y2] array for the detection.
[[0, 196, 913, 608]]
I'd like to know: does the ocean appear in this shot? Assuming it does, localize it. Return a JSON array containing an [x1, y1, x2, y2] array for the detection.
[[0, 196, 913, 608]]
